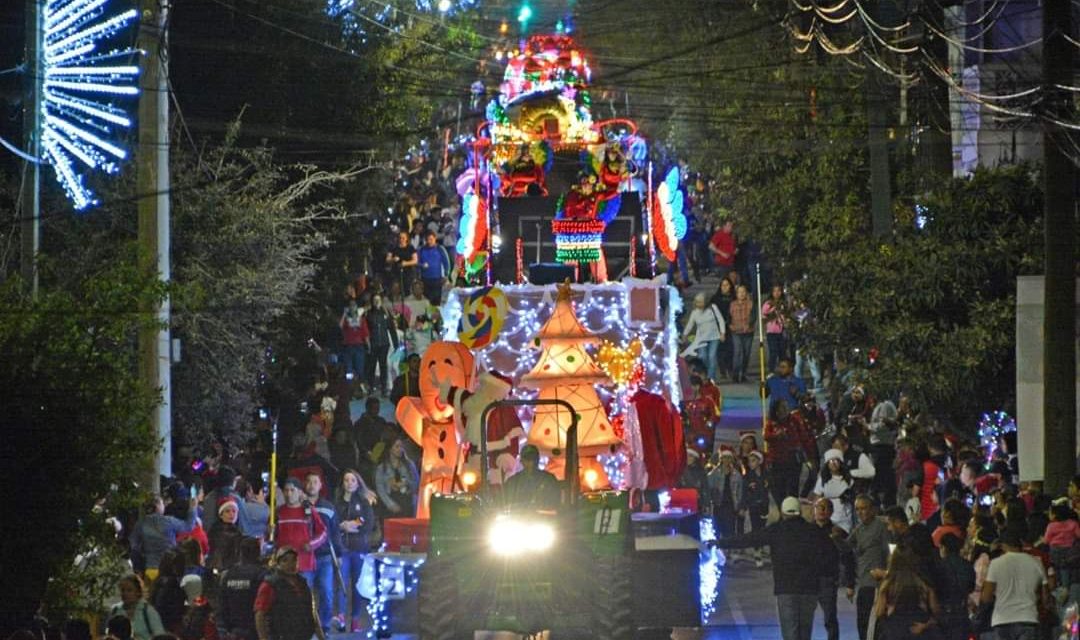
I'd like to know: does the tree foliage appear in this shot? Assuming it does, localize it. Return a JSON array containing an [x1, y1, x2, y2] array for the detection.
[[0, 252, 164, 633], [795, 165, 1043, 426], [576, 0, 1041, 426], [168, 121, 374, 446]]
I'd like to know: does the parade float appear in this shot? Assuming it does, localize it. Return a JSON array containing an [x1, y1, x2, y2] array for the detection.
[[455, 33, 683, 286], [374, 281, 719, 640], [362, 31, 717, 640]]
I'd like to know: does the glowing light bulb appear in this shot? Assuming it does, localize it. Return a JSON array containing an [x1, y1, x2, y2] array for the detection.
[[584, 468, 599, 489], [462, 470, 478, 487]]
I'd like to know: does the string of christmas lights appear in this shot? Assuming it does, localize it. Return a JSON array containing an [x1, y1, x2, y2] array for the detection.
[[552, 219, 606, 263], [442, 282, 682, 406], [363, 552, 425, 639], [977, 410, 1016, 468], [699, 517, 722, 620]]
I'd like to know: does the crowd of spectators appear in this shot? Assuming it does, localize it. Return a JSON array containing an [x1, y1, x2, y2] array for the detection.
[[679, 279, 1077, 640], [11, 150, 1077, 640]]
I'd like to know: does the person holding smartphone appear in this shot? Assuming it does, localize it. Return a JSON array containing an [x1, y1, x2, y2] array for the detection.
[[334, 469, 376, 632], [130, 493, 199, 582]]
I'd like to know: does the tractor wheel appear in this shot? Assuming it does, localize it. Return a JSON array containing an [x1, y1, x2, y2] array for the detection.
[[594, 554, 634, 640], [417, 558, 459, 640]]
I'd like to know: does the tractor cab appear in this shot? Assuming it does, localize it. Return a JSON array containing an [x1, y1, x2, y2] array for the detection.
[[417, 399, 659, 640]]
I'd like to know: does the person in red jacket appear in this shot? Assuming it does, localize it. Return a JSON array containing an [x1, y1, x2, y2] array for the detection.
[[271, 478, 327, 585], [764, 400, 817, 507], [709, 221, 737, 281]]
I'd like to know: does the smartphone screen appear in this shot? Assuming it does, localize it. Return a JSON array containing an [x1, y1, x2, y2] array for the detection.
[[189, 485, 198, 500]]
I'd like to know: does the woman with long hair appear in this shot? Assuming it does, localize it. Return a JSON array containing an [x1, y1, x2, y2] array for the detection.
[[737, 432, 760, 473], [760, 283, 788, 371], [334, 469, 377, 632], [872, 549, 941, 640], [813, 449, 856, 532], [710, 277, 736, 380], [149, 550, 187, 634], [965, 511, 1000, 614], [375, 438, 419, 518], [728, 284, 755, 383], [108, 575, 166, 640]]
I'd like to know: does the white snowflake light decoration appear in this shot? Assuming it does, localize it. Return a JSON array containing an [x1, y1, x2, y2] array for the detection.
[[42, 0, 140, 210]]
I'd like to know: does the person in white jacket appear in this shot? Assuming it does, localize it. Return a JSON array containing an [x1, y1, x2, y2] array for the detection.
[[681, 292, 726, 381]]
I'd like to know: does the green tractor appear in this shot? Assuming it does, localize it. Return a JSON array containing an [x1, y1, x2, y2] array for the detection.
[[416, 398, 703, 640]]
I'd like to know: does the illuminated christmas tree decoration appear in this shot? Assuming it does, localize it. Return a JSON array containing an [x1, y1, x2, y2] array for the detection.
[[443, 282, 682, 404], [41, 0, 140, 210], [520, 282, 620, 460]]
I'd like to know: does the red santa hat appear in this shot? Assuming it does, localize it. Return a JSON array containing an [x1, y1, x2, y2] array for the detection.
[[217, 496, 239, 514], [748, 450, 764, 463]]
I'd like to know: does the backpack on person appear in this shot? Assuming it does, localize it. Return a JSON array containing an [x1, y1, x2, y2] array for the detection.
[[179, 599, 216, 640]]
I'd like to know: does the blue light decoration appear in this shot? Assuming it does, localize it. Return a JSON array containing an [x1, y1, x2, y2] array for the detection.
[[978, 410, 1017, 468], [698, 517, 722, 620], [41, 0, 140, 210], [360, 552, 425, 639], [597, 450, 628, 488]]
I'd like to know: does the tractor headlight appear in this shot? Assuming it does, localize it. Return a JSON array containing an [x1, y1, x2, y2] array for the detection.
[[487, 516, 556, 556]]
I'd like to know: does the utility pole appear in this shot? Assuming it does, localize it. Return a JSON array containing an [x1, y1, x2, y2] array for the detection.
[[1041, 0, 1076, 496], [866, 77, 893, 238], [20, 0, 42, 293], [864, 0, 896, 238], [137, 0, 172, 482]]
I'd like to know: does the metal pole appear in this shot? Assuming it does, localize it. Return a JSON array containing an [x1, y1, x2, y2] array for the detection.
[[646, 162, 655, 276], [20, 0, 42, 294], [138, 0, 172, 480], [268, 418, 278, 541], [755, 263, 768, 436]]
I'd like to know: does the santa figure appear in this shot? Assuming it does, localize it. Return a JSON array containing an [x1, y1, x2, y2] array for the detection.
[[441, 370, 525, 485]]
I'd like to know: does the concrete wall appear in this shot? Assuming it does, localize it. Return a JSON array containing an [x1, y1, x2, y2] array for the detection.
[[1015, 276, 1080, 481]]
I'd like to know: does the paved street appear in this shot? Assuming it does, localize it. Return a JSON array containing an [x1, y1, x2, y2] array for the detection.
[[330, 557, 861, 639]]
